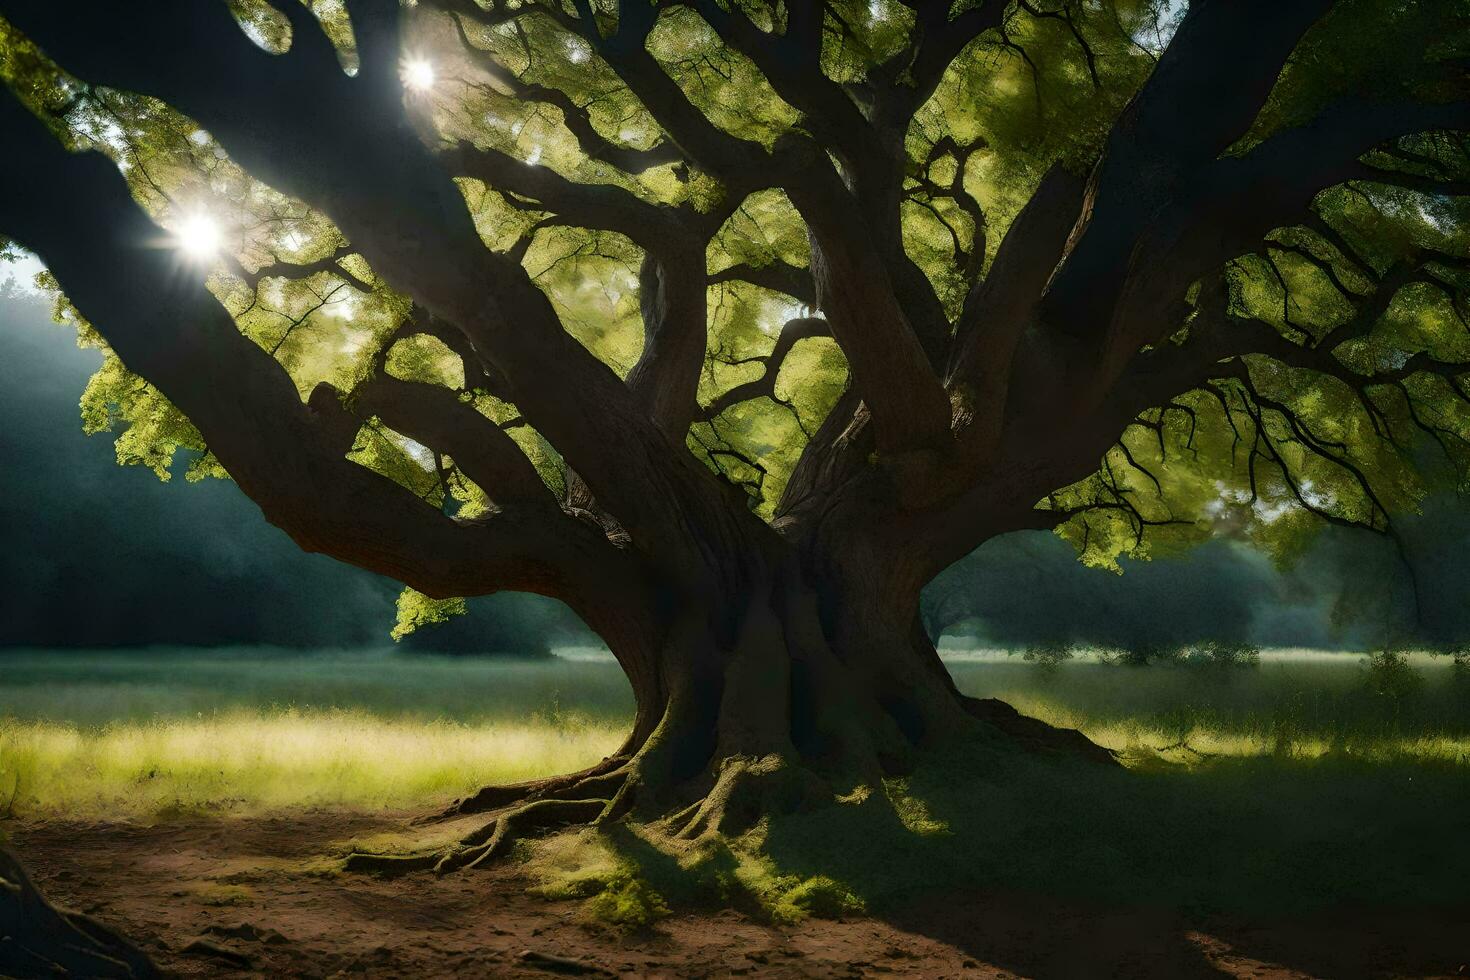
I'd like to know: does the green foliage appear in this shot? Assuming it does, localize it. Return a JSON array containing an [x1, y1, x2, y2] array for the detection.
[[1362, 648, 1424, 703], [1097, 640, 1261, 670], [1182, 640, 1262, 671], [1022, 641, 1074, 672], [1100, 642, 1183, 667], [78, 352, 210, 481], [766, 874, 865, 925], [583, 872, 671, 931], [348, 419, 445, 505], [1451, 649, 1470, 711], [391, 588, 468, 641], [386, 333, 465, 390]]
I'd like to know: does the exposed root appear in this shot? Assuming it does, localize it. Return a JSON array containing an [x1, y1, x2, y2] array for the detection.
[[425, 755, 631, 823], [961, 696, 1119, 767], [346, 797, 616, 878], [339, 851, 442, 876], [436, 798, 610, 873], [672, 754, 832, 841], [348, 693, 1117, 880], [0, 847, 159, 979]]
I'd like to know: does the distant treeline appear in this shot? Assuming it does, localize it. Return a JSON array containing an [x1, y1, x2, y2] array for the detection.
[[925, 505, 1470, 653]]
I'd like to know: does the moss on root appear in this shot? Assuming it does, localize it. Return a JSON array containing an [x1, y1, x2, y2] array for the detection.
[[515, 813, 871, 929], [584, 874, 672, 930]]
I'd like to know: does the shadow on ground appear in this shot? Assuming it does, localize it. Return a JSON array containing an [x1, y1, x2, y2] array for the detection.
[[739, 742, 1470, 977]]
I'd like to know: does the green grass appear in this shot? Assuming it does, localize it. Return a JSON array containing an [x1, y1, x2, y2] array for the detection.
[[4, 646, 1469, 922], [0, 648, 631, 817], [0, 709, 624, 817], [2, 647, 1468, 820], [751, 741, 1470, 918], [945, 647, 1470, 760]]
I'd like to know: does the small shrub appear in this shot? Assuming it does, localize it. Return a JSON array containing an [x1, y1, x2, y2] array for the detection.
[[584, 873, 670, 931], [1021, 642, 1073, 673], [769, 875, 865, 924], [1101, 643, 1183, 667], [1183, 641, 1261, 670], [1363, 650, 1423, 703], [1448, 649, 1470, 708]]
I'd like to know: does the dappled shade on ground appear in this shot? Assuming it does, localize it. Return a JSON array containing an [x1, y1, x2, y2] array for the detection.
[[7, 744, 1470, 978]]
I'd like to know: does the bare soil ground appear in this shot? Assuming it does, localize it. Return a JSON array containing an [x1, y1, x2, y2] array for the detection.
[[6, 814, 1468, 979]]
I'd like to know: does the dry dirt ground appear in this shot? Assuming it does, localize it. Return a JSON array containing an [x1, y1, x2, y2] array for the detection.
[[6, 813, 1468, 979]]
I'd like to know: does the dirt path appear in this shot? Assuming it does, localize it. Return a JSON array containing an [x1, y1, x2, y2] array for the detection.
[[5, 814, 1467, 979]]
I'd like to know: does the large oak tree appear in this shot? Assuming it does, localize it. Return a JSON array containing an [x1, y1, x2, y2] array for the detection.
[[1, 0, 1468, 866]]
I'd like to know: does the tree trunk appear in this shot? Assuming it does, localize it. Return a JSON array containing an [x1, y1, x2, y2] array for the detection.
[[354, 545, 1113, 874], [621, 549, 1114, 827]]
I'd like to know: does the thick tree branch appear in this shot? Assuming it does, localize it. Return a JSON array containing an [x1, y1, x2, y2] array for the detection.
[[709, 260, 816, 307], [875, 0, 1009, 121], [1087, 94, 1470, 393], [352, 374, 558, 510], [947, 165, 1087, 459], [0, 0, 766, 579], [0, 88, 629, 605], [677, 0, 881, 187], [626, 247, 709, 437], [785, 149, 952, 454], [439, 140, 686, 250], [1040, 0, 1336, 342]]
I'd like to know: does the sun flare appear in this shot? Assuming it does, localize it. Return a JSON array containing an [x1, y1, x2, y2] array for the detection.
[[174, 213, 221, 262], [401, 57, 435, 93]]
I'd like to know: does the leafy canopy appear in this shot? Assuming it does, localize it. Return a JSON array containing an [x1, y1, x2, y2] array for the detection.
[[1, 0, 1468, 603]]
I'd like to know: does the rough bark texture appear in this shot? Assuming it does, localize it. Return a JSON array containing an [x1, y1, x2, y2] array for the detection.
[[0, 848, 159, 979]]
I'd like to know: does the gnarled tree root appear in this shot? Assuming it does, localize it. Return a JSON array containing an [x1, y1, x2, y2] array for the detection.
[[0, 847, 159, 979], [423, 756, 632, 823], [345, 698, 1117, 878], [345, 793, 625, 878]]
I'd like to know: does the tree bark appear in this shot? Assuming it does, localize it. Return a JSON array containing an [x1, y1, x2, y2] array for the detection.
[[0, 848, 159, 979]]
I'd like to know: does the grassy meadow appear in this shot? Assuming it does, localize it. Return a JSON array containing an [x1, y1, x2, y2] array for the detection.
[[0, 645, 1467, 819]]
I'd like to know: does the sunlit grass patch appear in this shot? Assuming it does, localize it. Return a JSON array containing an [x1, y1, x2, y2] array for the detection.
[[0, 708, 624, 818], [989, 693, 1470, 767]]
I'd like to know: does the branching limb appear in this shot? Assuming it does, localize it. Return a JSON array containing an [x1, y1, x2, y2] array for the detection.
[[708, 260, 816, 307], [0, 83, 637, 607], [439, 140, 685, 251], [702, 317, 828, 419], [439, 6, 685, 174], [226, 243, 375, 294], [0, 0, 764, 571], [786, 153, 952, 454]]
